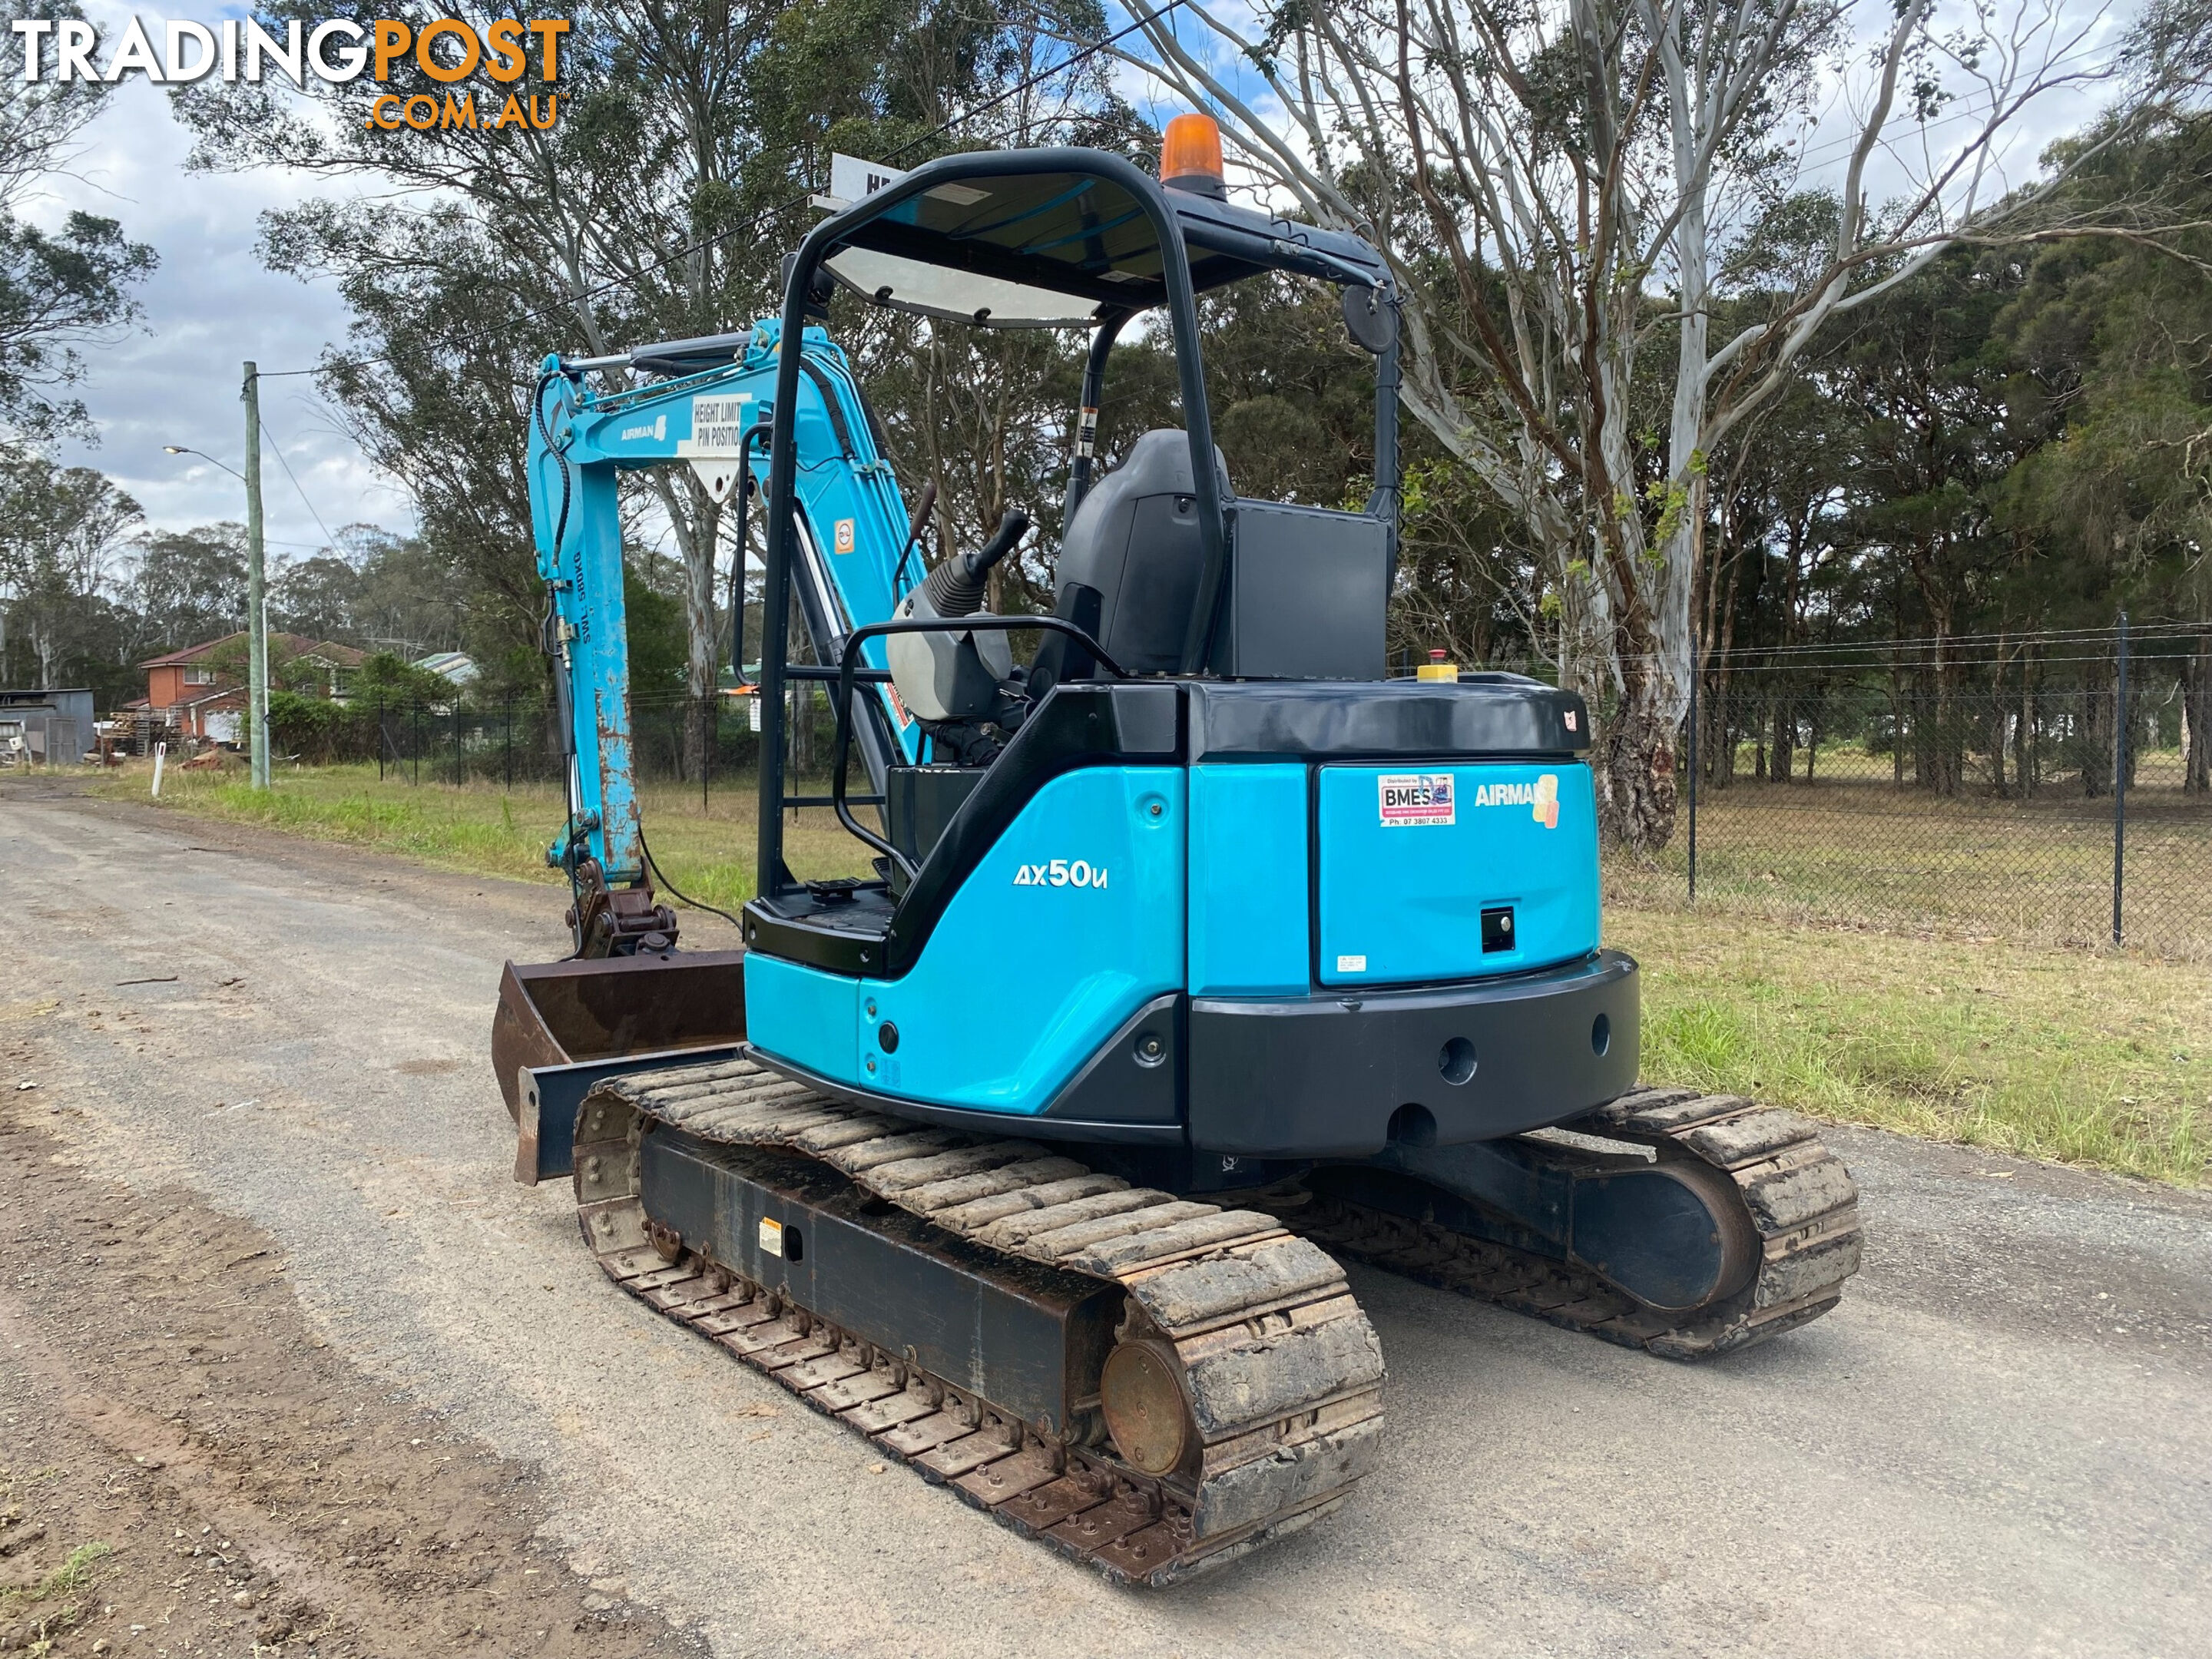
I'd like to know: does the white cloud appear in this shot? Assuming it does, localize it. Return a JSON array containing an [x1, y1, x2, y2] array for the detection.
[[22, 3, 411, 555]]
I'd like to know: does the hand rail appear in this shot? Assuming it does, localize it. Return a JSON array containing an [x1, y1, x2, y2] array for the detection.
[[827, 615, 1131, 882]]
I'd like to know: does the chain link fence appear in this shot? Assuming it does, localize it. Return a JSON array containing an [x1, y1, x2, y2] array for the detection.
[[297, 624, 2212, 959], [1636, 623, 2212, 959], [278, 684, 855, 801]]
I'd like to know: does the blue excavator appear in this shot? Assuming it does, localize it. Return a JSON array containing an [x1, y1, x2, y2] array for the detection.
[[489, 121, 1863, 1584]]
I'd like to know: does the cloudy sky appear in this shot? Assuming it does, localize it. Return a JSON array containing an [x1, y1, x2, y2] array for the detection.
[[25, 0, 2134, 564], [34, 2, 406, 558]]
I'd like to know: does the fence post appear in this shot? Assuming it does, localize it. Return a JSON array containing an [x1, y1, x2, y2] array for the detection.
[[702, 693, 711, 816], [412, 702, 420, 786], [1687, 652, 1699, 903], [2113, 608, 2128, 945], [376, 694, 386, 783], [504, 699, 513, 791]]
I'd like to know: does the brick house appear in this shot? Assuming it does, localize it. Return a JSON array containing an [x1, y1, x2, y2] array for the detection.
[[127, 633, 367, 742]]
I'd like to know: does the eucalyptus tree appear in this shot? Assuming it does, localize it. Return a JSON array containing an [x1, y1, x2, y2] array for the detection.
[[0, 445, 140, 686], [1108, 0, 2138, 849], [0, 1, 157, 442]]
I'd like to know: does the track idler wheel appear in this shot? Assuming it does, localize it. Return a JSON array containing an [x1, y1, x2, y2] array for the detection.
[[1098, 1339, 1197, 1477], [1569, 1159, 1758, 1315]]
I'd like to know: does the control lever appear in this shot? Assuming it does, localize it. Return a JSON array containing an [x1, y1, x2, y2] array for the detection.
[[892, 479, 939, 595], [920, 509, 1030, 620]]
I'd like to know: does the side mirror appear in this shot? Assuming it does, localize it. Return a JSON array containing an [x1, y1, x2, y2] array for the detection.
[[1342, 282, 1396, 354]]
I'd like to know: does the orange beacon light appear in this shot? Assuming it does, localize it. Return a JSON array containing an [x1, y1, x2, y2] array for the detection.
[[1159, 112, 1227, 200]]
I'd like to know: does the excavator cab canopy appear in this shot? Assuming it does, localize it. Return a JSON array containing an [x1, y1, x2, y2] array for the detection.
[[815, 150, 1393, 330]]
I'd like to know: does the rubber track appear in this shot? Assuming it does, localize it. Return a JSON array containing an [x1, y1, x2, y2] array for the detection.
[[1256, 1088, 1864, 1358], [570, 1058, 1386, 1586]]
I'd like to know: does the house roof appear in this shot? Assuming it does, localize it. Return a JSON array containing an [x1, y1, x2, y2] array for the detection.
[[140, 633, 369, 671], [177, 686, 247, 710], [415, 651, 478, 684]]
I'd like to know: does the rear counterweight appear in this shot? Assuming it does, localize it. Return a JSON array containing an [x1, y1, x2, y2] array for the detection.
[[1187, 951, 1640, 1158]]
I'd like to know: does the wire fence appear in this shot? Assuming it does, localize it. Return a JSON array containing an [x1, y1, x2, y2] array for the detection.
[[1636, 620, 2212, 959], [278, 684, 843, 803], [264, 620, 2211, 959]]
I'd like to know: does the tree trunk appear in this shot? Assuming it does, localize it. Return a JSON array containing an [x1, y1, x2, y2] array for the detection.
[[1931, 621, 1959, 796], [1594, 677, 1680, 853], [2081, 657, 2111, 796]]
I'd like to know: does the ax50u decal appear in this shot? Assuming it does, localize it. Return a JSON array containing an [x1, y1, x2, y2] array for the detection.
[[1012, 859, 1108, 889]]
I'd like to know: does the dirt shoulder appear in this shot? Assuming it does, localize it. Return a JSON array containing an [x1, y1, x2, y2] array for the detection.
[[0, 1079, 703, 1659], [4, 773, 561, 935]]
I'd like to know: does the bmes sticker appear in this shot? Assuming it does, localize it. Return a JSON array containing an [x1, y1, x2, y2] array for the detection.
[[1378, 773, 1455, 826]]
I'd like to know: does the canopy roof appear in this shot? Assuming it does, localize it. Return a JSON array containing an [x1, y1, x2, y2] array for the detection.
[[818, 152, 1389, 330]]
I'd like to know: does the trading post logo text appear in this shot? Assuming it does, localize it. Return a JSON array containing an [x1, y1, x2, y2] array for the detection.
[[10, 15, 570, 131]]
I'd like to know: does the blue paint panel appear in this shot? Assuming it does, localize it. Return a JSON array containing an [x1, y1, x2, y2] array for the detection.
[[854, 768, 1185, 1115], [743, 953, 861, 1085], [1188, 763, 1309, 996], [1316, 762, 1598, 987]]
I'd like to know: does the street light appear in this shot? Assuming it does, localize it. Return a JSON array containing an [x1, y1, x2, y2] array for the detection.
[[162, 443, 247, 485], [161, 415, 268, 789]]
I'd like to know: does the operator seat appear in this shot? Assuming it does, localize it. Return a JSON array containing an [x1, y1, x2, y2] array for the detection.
[[1034, 429, 1232, 689]]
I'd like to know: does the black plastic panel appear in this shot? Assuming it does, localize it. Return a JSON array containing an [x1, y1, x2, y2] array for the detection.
[[1187, 950, 1640, 1157], [1211, 502, 1388, 680], [1186, 678, 1589, 760], [886, 765, 987, 869], [743, 886, 895, 977], [1039, 992, 1183, 1126], [746, 1046, 1187, 1147]]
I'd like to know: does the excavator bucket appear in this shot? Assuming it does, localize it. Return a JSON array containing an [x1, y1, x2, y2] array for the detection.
[[490, 950, 747, 1185]]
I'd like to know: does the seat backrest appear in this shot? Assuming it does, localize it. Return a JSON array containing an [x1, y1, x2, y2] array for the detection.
[[1050, 429, 1231, 676]]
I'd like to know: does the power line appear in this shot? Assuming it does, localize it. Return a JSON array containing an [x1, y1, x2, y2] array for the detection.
[[252, 412, 343, 554]]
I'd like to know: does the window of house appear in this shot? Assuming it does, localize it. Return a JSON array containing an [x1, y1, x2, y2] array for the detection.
[[184, 666, 214, 685]]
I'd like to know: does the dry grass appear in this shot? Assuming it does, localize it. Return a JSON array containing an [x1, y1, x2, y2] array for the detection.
[[88, 758, 2211, 1186], [1610, 770, 2212, 960]]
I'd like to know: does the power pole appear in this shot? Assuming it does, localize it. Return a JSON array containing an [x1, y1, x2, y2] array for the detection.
[[243, 361, 270, 790]]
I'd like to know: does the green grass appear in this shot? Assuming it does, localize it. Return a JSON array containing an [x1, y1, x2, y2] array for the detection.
[[88, 759, 2211, 1186], [93, 760, 869, 917], [1, 1538, 115, 1653], [1617, 906, 2209, 1184]]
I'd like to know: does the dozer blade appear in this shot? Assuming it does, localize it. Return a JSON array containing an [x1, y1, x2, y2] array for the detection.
[[491, 949, 747, 1184]]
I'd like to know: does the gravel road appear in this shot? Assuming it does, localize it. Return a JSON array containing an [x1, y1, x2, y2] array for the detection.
[[5, 782, 2209, 1659]]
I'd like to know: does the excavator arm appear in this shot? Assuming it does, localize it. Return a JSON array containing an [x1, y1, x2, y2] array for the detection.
[[525, 318, 925, 953]]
